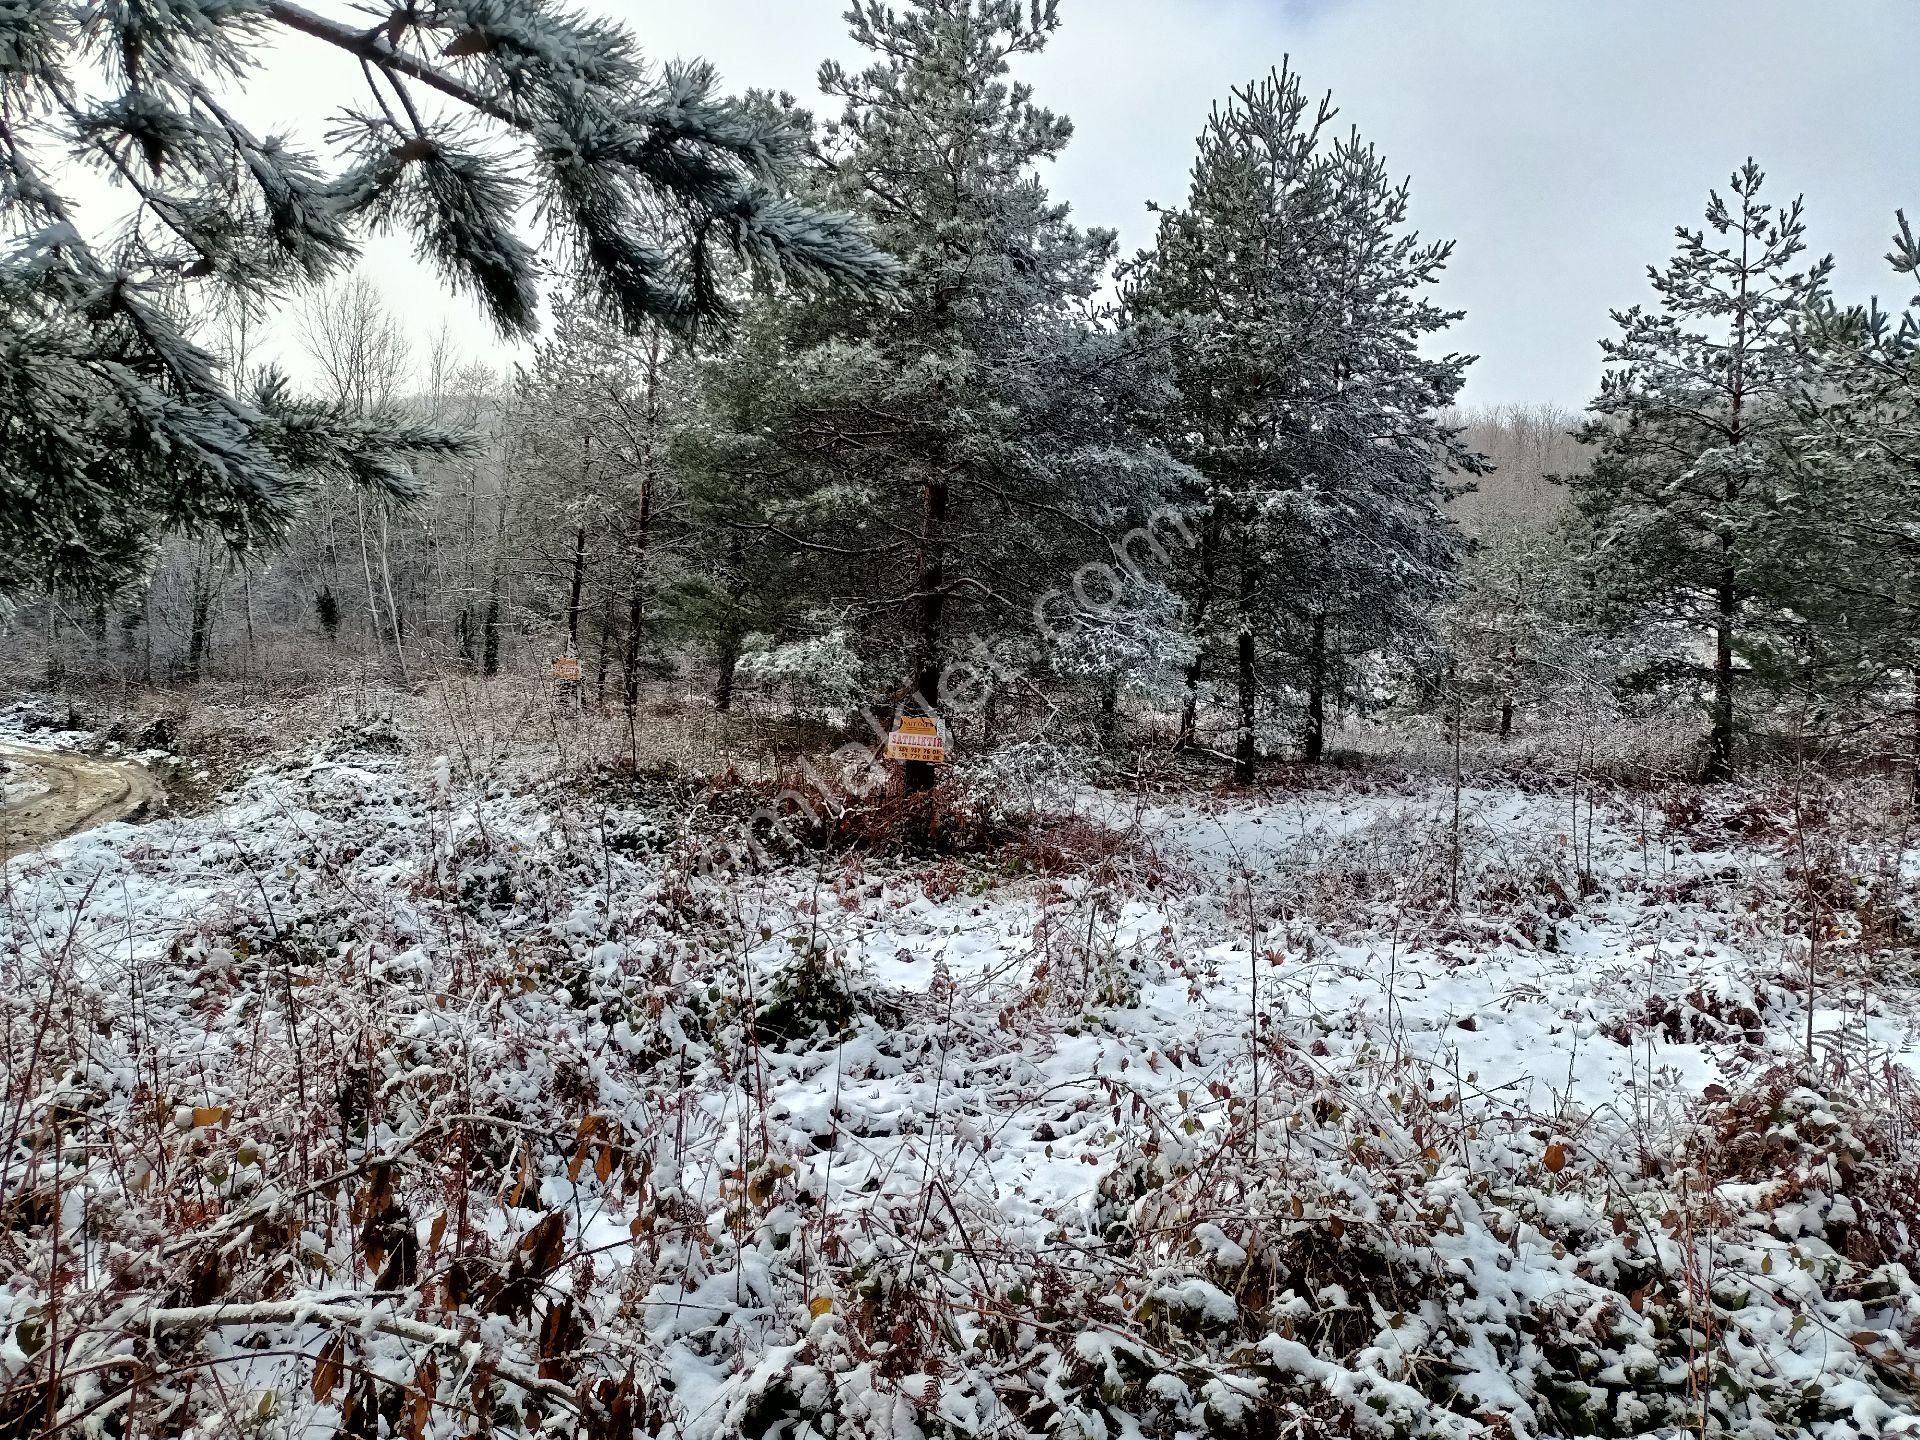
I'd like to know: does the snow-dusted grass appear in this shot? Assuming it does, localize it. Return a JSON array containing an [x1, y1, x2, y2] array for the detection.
[[4, 709, 1920, 1438]]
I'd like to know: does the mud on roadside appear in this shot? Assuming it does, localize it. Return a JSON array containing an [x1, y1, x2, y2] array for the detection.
[[0, 745, 162, 859]]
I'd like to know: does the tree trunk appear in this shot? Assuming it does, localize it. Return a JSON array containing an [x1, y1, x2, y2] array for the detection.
[[1098, 676, 1119, 748], [185, 555, 215, 683], [481, 589, 501, 678], [904, 475, 949, 794], [1706, 218, 1750, 784], [1303, 612, 1328, 765], [376, 508, 407, 678], [356, 496, 406, 686], [44, 588, 61, 690], [566, 525, 587, 651], [622, 586, 645, 718], [1177, 683, 1202, 753], [622, 468, 656, 719], [241, 565, 257, 690], [713, 635, 738, 713], [1705, 563, 1736, 782], [1498, 635, 1517, 740], [595, 591, 615, 707], [1232, 525, 1258, 784], [1234, 627, 1257, 784]]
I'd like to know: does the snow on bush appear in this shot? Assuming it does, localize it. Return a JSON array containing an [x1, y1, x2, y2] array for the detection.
[[3, 740, 1919, 1437], [953, 737, 1090, 826], [736, 624, 866, 724]]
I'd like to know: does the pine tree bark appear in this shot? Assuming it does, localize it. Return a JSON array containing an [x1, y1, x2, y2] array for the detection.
[[607, 338, 660, 757], [1705, 211, 1751, 784], [1498, 631, 1517, 740], [1234, 626, 1257, 784], [356, 496, 407, 686], [241, 566, 258, 690], [1177, 666, 1204, 752], [1233, 529, 1258, 784], [1704, 565, 1736, 783], [1303, 612, 1328, 764], [622, 463, 656, 720], [904, 475, 949, 794]]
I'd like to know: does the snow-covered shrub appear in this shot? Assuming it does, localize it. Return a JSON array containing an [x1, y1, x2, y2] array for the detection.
[[1072, 1056, 1920, 1438], [9, 713, 1920, 1440], [737, 622, 865, 724], [1045, 568, 1200, 730], [953, 737, 1086, 826]]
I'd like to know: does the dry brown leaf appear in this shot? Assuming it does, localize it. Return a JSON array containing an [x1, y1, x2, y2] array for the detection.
[[312, 1333, 344, 1402], [507, 1144, 531, 1208]]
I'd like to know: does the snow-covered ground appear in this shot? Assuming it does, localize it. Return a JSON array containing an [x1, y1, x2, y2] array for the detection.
[[0, 758, 46, 807], [4, 717, 1919, 1438]]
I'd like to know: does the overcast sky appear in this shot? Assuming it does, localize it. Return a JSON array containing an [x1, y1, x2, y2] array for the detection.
[[255, 0, 1920, 409]]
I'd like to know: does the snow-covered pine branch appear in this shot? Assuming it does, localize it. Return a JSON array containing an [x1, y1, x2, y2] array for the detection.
[[0, 0, 896, 599]]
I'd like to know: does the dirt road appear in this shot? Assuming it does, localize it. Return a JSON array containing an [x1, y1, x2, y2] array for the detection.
[[0, 744, 161, 859]]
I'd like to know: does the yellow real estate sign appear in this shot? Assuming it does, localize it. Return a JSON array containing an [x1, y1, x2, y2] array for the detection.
[[886, 714, 948, 764]]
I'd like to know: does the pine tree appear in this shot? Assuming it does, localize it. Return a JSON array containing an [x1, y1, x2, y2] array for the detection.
[[1434, 515, 1609, 742], [1780, 214, 1920, 782], [1573, 161, 1832, 781], [668, 306, 819, 715], [676, 0, 1183, 785], [1281, 129, 1480, 763], [0, 0, 892, 598], [1126, 64, 1476, 780]]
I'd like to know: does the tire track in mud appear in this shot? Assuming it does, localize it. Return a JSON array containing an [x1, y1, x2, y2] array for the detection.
[[0, 743, 161, 859]]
